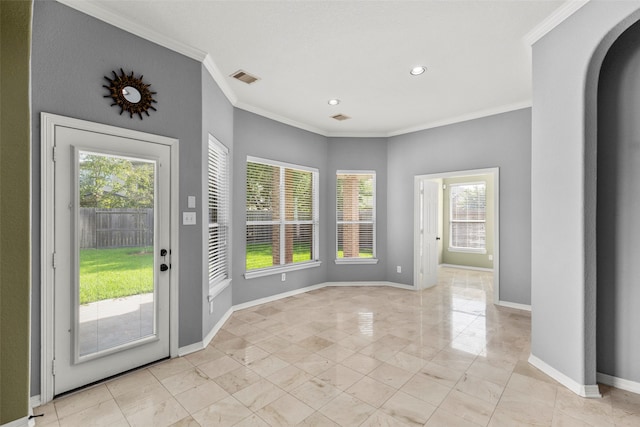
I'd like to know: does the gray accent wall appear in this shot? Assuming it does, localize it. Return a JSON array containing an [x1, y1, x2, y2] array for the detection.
[[232, 109, 329, 305], [387, 108, 532, 304], [201, 67, 234, 337], [596, 20, 640, 384], [327, 138, 387, 282], [30, 1, 230, 395], [531, 1, 640, 388]]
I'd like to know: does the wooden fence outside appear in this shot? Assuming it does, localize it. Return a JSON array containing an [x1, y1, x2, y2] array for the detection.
[[79, 208, 154, 249]]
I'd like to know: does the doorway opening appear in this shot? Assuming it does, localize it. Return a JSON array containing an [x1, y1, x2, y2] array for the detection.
[[414, 167, 500, 305]]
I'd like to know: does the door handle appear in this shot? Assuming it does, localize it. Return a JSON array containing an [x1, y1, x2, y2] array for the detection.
[[436, 237, 441, 240], [160, 263, 169, 272]]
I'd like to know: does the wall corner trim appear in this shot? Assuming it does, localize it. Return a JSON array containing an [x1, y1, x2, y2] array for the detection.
[[524, 0, 590, 46], [529, 354, 602, 398], [597, 372, 640, 394]]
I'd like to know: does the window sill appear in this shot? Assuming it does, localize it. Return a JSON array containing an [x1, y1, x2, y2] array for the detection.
[[334, 258, 379, 265], [244, 261, 322, 280], [448, 247, 487, 254], [208, 278, 231, 301]]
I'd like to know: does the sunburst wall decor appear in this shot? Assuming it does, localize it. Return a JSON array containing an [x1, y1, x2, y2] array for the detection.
[[103, 69, 157, 119]]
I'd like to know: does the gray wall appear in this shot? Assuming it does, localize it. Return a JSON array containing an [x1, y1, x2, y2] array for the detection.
[[327, 138, 387, 282], [30, 1, 225, 394], [387, 108, 532, 304], [232, 110, 329, 305], [596, 20, 640, 384], [201, 67, 234, 336], [531, 1, 640, 388]]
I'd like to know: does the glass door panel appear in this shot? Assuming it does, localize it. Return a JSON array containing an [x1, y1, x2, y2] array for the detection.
[[76, 151, 157, 361]]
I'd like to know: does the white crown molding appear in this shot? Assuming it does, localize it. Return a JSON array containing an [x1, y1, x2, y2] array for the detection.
[[387, 101, 532, 137], [202, 54, 238, 105], [234, 102, 329, 137], [56, 0, 207, 62], [524, 0, 590, 46]]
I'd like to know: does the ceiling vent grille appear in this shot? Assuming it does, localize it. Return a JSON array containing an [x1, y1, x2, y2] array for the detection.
[[331, 114, 351, 121], [230, 70, 260, 84]]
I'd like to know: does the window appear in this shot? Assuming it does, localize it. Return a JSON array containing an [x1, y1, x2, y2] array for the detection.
[[449, 182, 486, 253], [336, 171, 377, 264], [245, 156, 319, 278], [208, 136, 230, 291]]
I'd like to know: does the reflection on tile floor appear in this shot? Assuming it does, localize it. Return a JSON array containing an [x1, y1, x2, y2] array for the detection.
[[34, 267, 640, 426]]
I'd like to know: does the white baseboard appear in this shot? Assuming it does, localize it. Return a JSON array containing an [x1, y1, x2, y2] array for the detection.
[[597, 372, 640, 394], [233, 283, 327, 311], [496, 300, 531, 312], [529, 354, 602, 398], [203, 307, 233, 348], [440, 263, 494, 272], [1, 416, 33, 427], [325, 281, 415, 291], [178, 306, 234, 356], [29, 396, 41, 409]]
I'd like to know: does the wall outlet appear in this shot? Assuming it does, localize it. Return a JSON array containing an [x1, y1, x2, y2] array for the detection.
[[488, 254, 493, 261], [397, 266, 402, 273], [281, 273, 286, 282], [182, 211, 196, 225]]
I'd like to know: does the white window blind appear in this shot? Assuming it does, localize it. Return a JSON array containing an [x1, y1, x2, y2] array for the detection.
[[336, 172, 376, 260], [449, 182, 486, 250], [208, 136, 229, 286], [246, 157, 318, 273]]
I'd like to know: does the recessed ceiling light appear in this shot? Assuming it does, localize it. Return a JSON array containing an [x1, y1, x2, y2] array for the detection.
[[328, 99, 340, 106], [410, 66, 427, 76]]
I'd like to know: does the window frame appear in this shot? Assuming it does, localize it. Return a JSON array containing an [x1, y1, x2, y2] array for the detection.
[[207, 135, 231, 300], [448, 181, 487, 254], [244, 156, 321, 279], [335, 170, 378, 265]]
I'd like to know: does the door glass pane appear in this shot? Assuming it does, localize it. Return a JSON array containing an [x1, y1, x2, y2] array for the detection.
[[77, 151, 156, 359]]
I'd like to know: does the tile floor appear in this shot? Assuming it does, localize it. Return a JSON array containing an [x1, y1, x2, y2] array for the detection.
[[34, 267, 640, 426]]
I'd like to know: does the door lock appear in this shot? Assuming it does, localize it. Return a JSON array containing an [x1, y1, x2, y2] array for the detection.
[[160, 248, 171, 271]]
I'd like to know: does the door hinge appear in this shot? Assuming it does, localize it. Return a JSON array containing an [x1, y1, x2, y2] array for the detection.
[[52, 359, 56, 376], [52, 252, 57, 269], [52, 146, 57, 162]]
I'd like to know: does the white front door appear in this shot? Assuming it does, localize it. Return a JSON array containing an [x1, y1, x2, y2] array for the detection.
[[416, 180, 439, 289], [51, 124, 172, 395]]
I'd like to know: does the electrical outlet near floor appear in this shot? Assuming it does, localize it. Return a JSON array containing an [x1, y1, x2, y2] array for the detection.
[[281, 273, 286, 281], [488, 254, 493, 261], [397, 266, 402, 273]]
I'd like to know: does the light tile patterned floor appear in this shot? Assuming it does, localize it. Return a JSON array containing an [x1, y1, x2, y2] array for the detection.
[[34, 267, 640, 426]]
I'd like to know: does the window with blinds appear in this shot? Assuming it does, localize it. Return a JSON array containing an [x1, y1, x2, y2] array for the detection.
[[336, 172, 376, 261], [208, 136, 229, 287], [246, 157, 319, 274], [449, 182, 486, 251]]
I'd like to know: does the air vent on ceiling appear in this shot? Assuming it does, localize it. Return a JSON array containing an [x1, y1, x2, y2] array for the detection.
[[331, 114, 351, 121], [230, 70, 260, 84]]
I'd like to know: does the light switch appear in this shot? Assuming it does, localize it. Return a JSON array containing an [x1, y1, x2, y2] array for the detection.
[[188, 196, 196, 208], [183, 212, 196, 225]]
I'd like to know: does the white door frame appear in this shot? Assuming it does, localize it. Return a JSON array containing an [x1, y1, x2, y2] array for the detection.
[[414, 167, 500, 305], [40, 113, 180, 404]]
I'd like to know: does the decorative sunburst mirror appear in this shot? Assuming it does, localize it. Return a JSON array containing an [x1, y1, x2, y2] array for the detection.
[[103, 69, 157, 119]]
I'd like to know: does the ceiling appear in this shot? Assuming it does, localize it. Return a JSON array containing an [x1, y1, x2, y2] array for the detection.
[[60, 0, 579, 137]]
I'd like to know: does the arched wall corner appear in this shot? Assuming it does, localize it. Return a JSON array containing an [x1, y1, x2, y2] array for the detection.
[[530, 0, 640, 398], [583, 8, 640, 390]]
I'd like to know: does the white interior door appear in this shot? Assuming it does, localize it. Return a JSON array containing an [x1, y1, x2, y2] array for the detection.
[[416, 180, 439, 289], [52, 125, 171, 395]]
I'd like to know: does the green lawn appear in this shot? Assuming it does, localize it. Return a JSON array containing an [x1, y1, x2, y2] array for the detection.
[[79, 246, 153, 304], [337, 249, 373, 258], [246, 243, 311, 270]]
